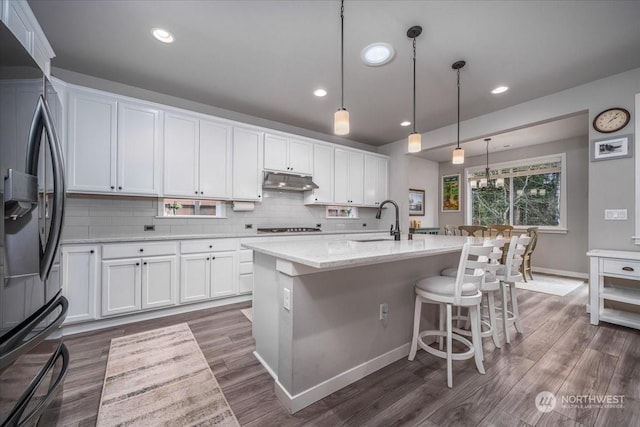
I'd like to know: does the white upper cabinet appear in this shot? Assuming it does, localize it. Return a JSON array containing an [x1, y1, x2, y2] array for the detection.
[[334, 149, 364, 205], [67, 90, 117, 193], [232, 127, 263, 201], [304, 143, 334, 205], [117, 102, 161, 195], [164, 114, 232, 199], [264, 133, 312, 175], [67, 89, 161, 195], [364, 155, 389, 206]]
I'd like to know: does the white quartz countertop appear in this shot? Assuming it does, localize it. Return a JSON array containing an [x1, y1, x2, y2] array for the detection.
[[242, 235, 480, 269], [61, 228, 392, 245]]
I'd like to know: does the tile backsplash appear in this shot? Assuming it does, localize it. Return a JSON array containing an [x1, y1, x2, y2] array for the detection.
[[62, 190, 390, 240]]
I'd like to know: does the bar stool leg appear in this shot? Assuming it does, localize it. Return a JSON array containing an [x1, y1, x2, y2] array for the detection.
[[488, 291, 501, 348], [501, 282, 510, 344], [439, 303, 445, 351], [446, 303, 453, 388], [511, 285, 523, 333], [469, 304, 485, 374], [408, 297, 422, 360]]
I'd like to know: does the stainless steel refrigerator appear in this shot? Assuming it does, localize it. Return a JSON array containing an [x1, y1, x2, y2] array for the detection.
[[0, 21, 69, 426]]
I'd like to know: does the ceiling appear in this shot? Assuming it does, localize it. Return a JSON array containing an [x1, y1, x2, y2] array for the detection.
[[28, 1, 640, 146]]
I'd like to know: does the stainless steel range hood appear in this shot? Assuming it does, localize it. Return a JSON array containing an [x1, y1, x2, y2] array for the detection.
[[263, 172, 319, 191]]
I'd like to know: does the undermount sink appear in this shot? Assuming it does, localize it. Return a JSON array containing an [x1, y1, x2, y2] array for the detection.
[[349, 238, 393, 243]]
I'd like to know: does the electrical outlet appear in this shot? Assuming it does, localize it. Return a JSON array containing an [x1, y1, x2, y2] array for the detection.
[[379, 303, 388, 321], [144, 225, 155, 231], [245, 224, 253, 229], [283, 288, 291, 311], [605, 209, 627, 220], [362, 223, 367, 227]]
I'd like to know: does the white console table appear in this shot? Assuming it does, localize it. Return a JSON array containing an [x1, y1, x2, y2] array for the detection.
[[587, 249, 640, 329]]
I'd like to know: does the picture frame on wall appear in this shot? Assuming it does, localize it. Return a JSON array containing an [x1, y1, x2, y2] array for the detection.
[[592, 135, 633, 161], [409, 189, 425, 216], [441, 174, 461, 212]]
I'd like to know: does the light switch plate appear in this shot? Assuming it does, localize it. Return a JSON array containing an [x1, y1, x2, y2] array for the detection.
[[605, 209, 627, 220]]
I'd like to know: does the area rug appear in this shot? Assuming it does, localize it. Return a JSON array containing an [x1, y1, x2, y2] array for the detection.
[[240, 308, 253, 322], [96, 323, 239, 427], [515, 273, 586, 296]]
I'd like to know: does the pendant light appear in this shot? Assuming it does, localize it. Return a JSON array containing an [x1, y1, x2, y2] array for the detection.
[[478, 137, 504, 189], [407, 25, 422, 153], [334, 0, 349, 135], [451, 60, 466, 164]]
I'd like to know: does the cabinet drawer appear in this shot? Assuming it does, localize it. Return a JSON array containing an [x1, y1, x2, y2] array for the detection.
[[603, 259, 640, 279], [102, 242, 177, 259], [181, 239, 238, 254], [239, 262, 253, 275], [239, 249, 253, 263]]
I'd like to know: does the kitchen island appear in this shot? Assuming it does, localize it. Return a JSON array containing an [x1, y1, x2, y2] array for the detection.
[[242, 234, 478, 413]]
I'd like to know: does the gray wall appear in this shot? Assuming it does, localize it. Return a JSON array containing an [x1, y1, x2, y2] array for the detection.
[[439, 136, 589, 274], [62, 190, 388, 241]]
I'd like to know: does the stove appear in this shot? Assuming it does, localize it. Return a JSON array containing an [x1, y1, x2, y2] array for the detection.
[[257, 227, 322, 234]]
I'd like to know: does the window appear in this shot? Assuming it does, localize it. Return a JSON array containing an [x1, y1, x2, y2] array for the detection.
[[465, 154, 566, 230], [159, 198, 226, 218]]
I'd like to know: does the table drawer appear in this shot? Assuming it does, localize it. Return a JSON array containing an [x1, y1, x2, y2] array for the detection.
[[102, 242, 177, 259], [603, 259, 640, 279], [181, 239, 238, 254]]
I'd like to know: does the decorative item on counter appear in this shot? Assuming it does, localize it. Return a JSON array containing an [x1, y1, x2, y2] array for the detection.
[[167, 201, 182, 215]]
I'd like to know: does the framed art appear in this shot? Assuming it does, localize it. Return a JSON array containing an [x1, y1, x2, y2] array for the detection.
[[441, 174, 460, 212], [592, 135, 633, 161], [409, 189, 425, 216]]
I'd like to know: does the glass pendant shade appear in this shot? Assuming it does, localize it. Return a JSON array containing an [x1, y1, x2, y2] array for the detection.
[[479, 178, 488, 188], [334, 109, 350, 135], [496, 177, 505, 188], [470, 180, 478, 189], [408, 132, 422, 153], [452, 147, 465, 164]]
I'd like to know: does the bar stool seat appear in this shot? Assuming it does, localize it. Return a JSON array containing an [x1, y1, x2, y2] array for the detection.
[[408, 243, 492, 388]]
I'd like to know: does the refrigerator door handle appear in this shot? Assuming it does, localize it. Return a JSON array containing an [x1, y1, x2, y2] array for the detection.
[[3, 342, 69, 427], [25, 94, 66, 281]]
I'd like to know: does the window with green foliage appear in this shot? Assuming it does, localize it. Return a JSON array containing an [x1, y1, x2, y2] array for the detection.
[[466, 155, 565, 229]]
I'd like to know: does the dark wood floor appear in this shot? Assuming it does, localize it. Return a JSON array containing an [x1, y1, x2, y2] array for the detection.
[[47, 283, 639, 427]]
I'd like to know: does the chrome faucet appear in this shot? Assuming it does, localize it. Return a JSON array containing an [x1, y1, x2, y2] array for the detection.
[[376, 200, 401, 241]]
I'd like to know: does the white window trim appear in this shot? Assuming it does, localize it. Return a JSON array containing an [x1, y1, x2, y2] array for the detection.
[[157, 199, 227, 218], [464, 153, 567, 231], [635, 93, 640, 245]]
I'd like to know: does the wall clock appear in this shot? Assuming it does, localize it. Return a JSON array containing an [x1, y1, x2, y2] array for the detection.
[[592, 107, 630, 133]]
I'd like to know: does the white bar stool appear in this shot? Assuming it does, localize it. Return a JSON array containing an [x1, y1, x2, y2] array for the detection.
[[496, 234, 531, 343], [408, 243, 492, 388]]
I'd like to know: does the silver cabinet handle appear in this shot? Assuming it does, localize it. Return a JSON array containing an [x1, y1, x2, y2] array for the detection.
[[26, 95, 65, 281]]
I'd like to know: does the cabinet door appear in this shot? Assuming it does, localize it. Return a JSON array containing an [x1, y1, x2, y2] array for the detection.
[[238, 275, 253, 294], [264, 133, 289, 172], [210, 251, 237, 298], [199, 120, 232, 198], [288, 139, 313, 175], [102, 258, 141, 316], [141, 256, 177, 309], [117, 102, 161, 195], [347, 151, 364, 205], [180, 254, 211, 303], [67, 91, 117, 192], [232, 127, 263, 201], [164, 113, 199, 197], [363, 155, 378, 206], [62, 245, 98, 324], [334, 149, 350, 204], [310, 144, 333, 204]]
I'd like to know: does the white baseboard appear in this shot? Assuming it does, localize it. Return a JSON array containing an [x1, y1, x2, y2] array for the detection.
[[61, 295, 252, 336], [532, 267, 588, 280], [273, 343, 411, 414], [253, 351, 277, 380]]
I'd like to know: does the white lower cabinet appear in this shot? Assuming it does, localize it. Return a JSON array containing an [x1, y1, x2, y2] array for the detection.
[[61, 245, 98, 324], [180, 251, 237, 302], [141, 256, 178, 309], [102, 258, 141, 316]]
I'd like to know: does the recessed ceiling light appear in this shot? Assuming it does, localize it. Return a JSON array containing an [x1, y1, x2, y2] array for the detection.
[[361, 42, 395, 67], [152, 28, 175, 43], [400, 121, 411, 127], [313, 89, 327, 97], [491, 86, 509, 94]]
